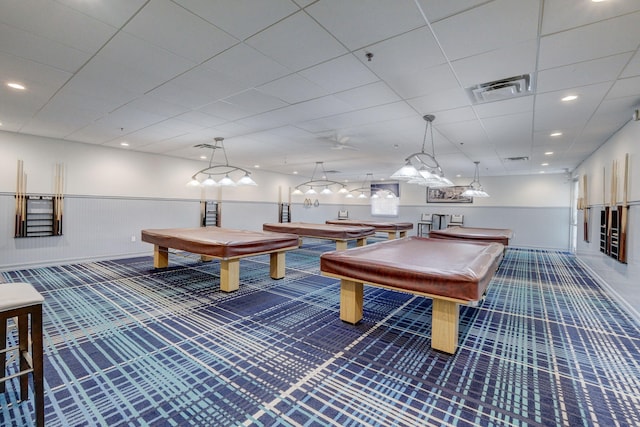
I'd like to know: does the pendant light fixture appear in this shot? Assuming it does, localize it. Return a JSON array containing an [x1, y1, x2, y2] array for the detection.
[[187, 137, 257, 187], [462, 161, 490, 197], [390, 114, 453, 188], [291, 162, 348, 195]]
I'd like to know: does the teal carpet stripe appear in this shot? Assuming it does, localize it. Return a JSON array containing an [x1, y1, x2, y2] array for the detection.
[[1, 241, 639, 426]]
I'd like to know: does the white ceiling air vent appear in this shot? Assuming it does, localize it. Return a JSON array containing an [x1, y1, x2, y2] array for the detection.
[[504, 156, 529, 162], [466, 74, 534, 104]]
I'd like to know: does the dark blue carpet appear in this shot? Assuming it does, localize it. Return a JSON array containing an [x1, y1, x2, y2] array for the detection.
[[1, 239, 639, 426]]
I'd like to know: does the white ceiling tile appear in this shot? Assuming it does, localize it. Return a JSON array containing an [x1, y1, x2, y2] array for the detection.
[[381, 62, 459, 100], [306, 0, 426, 50], [0, 0, 117, 53], [95, 105, 166, 132], [482, 112, 533, 146], [416, 0, 491, 22], [299, 54, 379, 93], [202, 44, 290, 88], [196, 102, 251, 122], [123, 95, 190, 118], [541, 0, 640, 35], [621, 51, 640, 78], [174, 0, 300, 41], [473, 96, 534, 119], [539, 12, 640, 70], [223, 89, 289, 115], [358, 27, 447, 81], [297, 102, 416, 134], [123, 0, 239, 63], [435, 119, 491, 147], [407, 88, 472, 114], [537, 53, 631, 93], [173, 111, 227, 128], [99, 32, 197, 84], [534, 82, 612, 132], [246, 11, 347, 71], [54, 0, 148, 28], [451, 39, 538, 88], [153, 66, 249, 108], [332, 81, 401, 110], [431, 0, 540, 60], [258, 74, 328, 104], [427, 107, 477, 125], [0, 23, 89, 73]]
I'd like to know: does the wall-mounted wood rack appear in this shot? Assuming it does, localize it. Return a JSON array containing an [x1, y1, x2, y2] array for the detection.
[[15, 161, 64, 238]]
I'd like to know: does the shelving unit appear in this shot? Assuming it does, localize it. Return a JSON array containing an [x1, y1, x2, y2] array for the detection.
[[201, 201, 220, 227], [599, 209, 607, 254], [15, 195, 63, 238]]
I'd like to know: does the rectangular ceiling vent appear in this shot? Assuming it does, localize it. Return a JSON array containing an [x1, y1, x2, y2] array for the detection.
[[504, 156, 529, 162], [466, 74, 534, 104]]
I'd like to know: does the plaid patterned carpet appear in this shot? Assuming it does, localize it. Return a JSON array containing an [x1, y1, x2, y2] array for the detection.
[[1, 238, 639, 426]]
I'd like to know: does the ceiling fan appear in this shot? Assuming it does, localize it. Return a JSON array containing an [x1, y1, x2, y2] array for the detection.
[[318, 132, 359, 150]]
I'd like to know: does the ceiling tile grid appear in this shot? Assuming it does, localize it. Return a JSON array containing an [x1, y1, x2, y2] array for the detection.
[[0, 0, 638, 181]]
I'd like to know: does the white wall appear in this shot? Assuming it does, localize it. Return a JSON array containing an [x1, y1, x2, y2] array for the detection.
[[572, 118, 639, 318], [1, 129, 572, 269]]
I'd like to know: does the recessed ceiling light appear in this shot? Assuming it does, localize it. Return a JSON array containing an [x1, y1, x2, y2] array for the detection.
[[541, 163, 549, 166], [120, 142, 129, 147], [293, 171, 298, 175], [254, 165, 260, 168], [539, 171, 545, 174], [199, 155, 207, 159], [550, 132, 563, 137], [7, 82, 26, 90], [545, 151, 554, 155], [561, 95, 578, 102]]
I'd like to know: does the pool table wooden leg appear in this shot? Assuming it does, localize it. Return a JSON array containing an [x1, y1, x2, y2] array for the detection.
[[153, 245, 169, 268], [399, 231, 407, 238], [270, 251, 286, 279], [387, 231, 396, 239], [201, 255, 214, 262], [431, 298, 459, 354], [220, 259, 240, 292], [356, 237, 367, 247], [340, 279, 363, 324], [335, 240, 348, 251]]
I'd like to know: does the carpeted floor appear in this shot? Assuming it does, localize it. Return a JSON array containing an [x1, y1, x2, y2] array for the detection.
[[1, 239, 639, 426]]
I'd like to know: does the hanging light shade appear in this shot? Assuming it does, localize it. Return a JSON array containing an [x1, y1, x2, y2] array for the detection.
[[390, 160, 421, 181], [218, 174, 236, 186], [462, 161, 490, 198], [391, 114, 452, 188], [188, 137, 257, 188], [202, 175, 217, 186], [187, 177, 201, 187], [320, 186, 333, 195], [305, 187, 317, 195], [237, 173, 257, 186]]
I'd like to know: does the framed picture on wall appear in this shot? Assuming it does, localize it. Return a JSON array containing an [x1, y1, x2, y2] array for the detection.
[[427, 186, 473, 203]]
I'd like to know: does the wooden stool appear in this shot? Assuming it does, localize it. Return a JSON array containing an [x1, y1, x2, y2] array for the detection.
[[1, 282, 45, 426]]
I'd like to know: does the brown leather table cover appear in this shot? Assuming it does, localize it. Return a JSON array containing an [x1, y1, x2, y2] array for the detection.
[[141, 227, 299, 259], [325, 219, 413, 231], [320, 236, 504, 302], [429, 226, 514, 246], [263, 222, 375, 239]]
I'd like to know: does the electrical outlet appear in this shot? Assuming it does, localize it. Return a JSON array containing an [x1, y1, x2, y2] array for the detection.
[[131, 235, 136, 242]]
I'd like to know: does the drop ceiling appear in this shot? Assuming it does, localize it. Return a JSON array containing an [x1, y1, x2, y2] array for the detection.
[[1, 0, 639, 182]]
